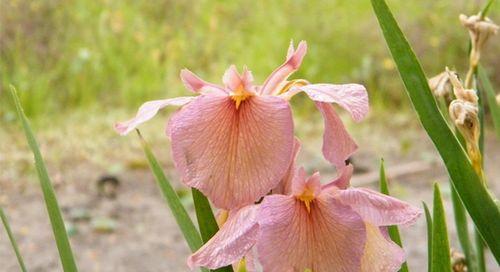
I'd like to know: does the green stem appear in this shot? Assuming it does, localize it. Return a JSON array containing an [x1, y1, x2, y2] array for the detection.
[[0, 207, 28, 272]]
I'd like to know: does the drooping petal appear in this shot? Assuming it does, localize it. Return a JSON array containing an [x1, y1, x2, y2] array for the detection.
[[257, 194, 366, 272], [187, 205, 259, 270], [272, 138, 301, 195], [260, 41, 307, 95], [336, 188, 421, 226], [180, 69, 227, 94], [170, 94, 294, 209], [315, 102, 358, 168], [114, 97, 196, 135], [361, 223, 405, 272], [285, 83, 369, 121], [323, 163, 354, 190]]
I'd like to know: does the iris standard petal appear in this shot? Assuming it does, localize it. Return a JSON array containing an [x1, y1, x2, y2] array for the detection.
[[260, 41, 307, 95], [256, 194, 366, 272], [336, 188, 421, 226], [322, 163, 354, 190], [315, 102, 358, 168], [361, 223, 405, 272], [180, 69, 227, 94], [114, 97, 196, 135], [187, 205, 259, 270], [169, 93, 294, 209]]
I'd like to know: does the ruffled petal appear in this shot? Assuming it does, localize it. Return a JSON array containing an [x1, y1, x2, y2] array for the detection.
[[336, 188, 421, 226], [272, 138, 301, 195], [361, 223, 405, 272], [187, 205, 259, 270], [180, 69, 227, 94], [260, 41, 307, 95], [287, 83, 369, 121], [170, 94, 294, 209], [114, 97, 196, 135], [256, 194, 366, 272], [323, 163, 354, 190], [315, 102, 358, 168]]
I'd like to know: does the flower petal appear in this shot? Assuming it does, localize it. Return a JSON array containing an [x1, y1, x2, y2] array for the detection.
[[187, 205, 259, 270], [260, 41, 307, 95], [114, 97, 196, 135], [222, 65, 255, 91], [272, 138, 301, 195], [170, 94, 294, 209], [291, 168, 321, 197], [257, 194, 366, 272], [361, 223, 405, 272], [323, 163, 354, 190], [315, 102, 358, 168], [287, 83, 369, 121], [180, 69, 227, 94], [336, 188, 421, 226]]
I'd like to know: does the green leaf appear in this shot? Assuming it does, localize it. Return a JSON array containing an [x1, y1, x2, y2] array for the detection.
[[370, 0, 500, 261], [431, 183, 452, 272], [10, 86, 79, 272], [423, 202, 433, 272], [379, 159, 409, 272], [138, 131, 203, 252], [480, 0, 496, 19], [191, 189, 234, 272], [0, 206, 28, 272], [450, 184, 477, 271], [478, 66, 500, 138], [475, 230, 486, 272]]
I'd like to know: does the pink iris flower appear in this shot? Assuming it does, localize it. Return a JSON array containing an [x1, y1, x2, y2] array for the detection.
[[187, 159, 421, 272], [115, 41, 369, 209]]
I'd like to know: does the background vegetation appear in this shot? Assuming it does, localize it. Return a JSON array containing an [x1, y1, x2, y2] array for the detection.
[[1, 0, 498, 119]]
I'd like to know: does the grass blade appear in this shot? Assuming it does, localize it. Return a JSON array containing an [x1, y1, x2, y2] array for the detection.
[[431, 183, 452, 272], [191, 189, 234, 272], [379, 159, 409, 272], [450, 184, 477, 271], [0, 207, 28, 272], [10, 86, 78, 272], [137, 131, 203, 252], [423, 202, 433, 272], [370, 0, 500, 261], [478, 66, 500, 138]]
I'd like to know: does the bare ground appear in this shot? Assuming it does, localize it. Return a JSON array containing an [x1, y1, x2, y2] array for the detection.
[[0, 108, 498, 271]]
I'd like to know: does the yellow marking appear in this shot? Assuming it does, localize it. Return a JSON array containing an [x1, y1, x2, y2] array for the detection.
[[278, 79, 309, 95], [230, 85, 253, 109], [297, 187, 315, 213]]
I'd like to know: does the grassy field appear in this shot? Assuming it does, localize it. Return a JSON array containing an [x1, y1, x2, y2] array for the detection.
[[1, 0, 498, 120]]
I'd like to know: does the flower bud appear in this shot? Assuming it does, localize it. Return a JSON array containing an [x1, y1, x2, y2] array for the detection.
[[428, 71, 454, 98], [449, 100, 479, 145], [460, 13, 499, 66]]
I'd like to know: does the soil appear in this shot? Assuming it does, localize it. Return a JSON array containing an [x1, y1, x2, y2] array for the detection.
[[0, 109, 498, 271]]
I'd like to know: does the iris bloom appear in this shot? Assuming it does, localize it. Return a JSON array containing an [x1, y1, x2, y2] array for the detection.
[[115, 41, 369, 209], [187, 159, 420, 271]]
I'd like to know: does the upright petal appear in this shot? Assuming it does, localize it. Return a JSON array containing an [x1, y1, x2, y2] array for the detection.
[[180, 69, 227, 94], [170, 94, 294, 209], [114, 97, 196, 135], [336, 188, 421, 226], [287, 83, 369, 121], [260, 41, 307, 95], [361, 223, 405, 272], [187, 205, 259, 270], [323, 163, 354, 190], [222, 65, 255, 92], [315, 102, 358, 168], [257, 194, 366, 272], [272, 138, 301, 195]]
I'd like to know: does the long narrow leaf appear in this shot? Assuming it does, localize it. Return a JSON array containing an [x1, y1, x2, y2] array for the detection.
[[370, 0, 500, 261], [478, 66, 500, 138], [10, 86, 78, 272], [423, 202, 433, 272], [431, 183, 452, 272], [0, 207, 28, 272], [138, 131, 203, 251], [450, 184, 476, 271], [378, 159, 408, 272], [192, 189, 234, 272], [475, 230, 486, 272]]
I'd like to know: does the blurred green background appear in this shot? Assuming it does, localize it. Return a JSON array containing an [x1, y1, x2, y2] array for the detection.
[[1, 0, 498, 119]]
